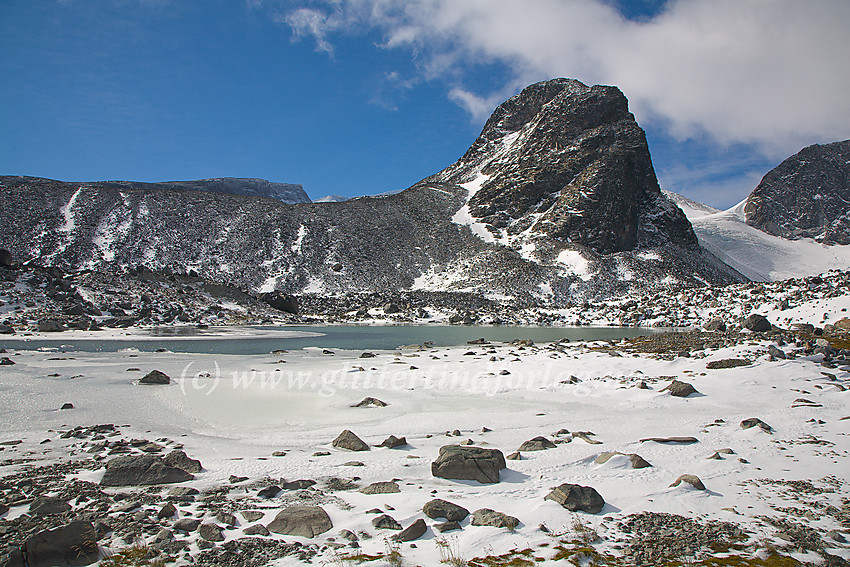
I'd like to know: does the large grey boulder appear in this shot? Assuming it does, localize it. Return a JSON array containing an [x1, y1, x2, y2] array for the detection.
[[24, 521, 99, 566], [163, 449, 202, 473], [423, 499, 470, 522], [470, 508, 519, 530], [332, 430, 370, 452], [431, 445, 506, 484], [267, 506, 332, 538], [100, 454, 194, 486], [545, 483, 605, 513]]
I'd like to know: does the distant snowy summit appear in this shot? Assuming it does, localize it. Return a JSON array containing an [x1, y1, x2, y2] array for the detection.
[[743, 140, 850, 244], [315, 194, 349, 203]]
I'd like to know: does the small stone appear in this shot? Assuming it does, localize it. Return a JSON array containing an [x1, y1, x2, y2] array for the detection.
[[258, 486, 281, 498], [423, 499, 469, 522], [173, 518, 201, 532], [139, 370, 171, 385], [740, 418, 772, 432], [241, 511, 264, 523], [517, 436, 556, 451], [378, 435, 407, 449], [506, 451, 522, 460], [351, 396, 387, 407], [661, 380, 699, 397], [359, 481, 400, 495], [157, 503, 177, 519], [60, 403, 74, 410]]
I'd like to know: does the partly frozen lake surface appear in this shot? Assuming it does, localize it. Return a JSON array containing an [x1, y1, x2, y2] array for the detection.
[[0, 324, 659, 354]]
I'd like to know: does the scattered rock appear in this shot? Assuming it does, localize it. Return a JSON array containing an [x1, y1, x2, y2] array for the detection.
[[241, 511, 264, 523], [435, 521, 462, 533], [0, 357, 15, 366], [163, 449, 202, 473], [199, 523, 224, 542], [332, 430, 370, 452], [267, 506, 333, 538], [173, 518, 201, 532], [545, 483, 605, 513], [378, 435, 407, 449], [243, 524, 270, 536], [139, 370, 171, 385], [372, 514, 402, 530], [506, 451, 522, 460], [471, 508, 519, 530], [258, 486, 281, 499], [351, 397, 387, 407], [595, 452, 651, 468], [393, 519, 427, 542], [670, 474, 706, 490], [741, 417, 773, 432], [359, 481, 400, 495], [640, 436, 699, 444], [768, 345, 787, 359], [703, 318, 726, 332], [431, 445, 506, 484], [422, 499, 469, 523], [29, 496, 71, 516], [59, 402, 74, 410], [743, 314, 771, 332], [517, 436, 556, 451], [661, 380, 699, 397], [706, 358, 752, 369], [157, 503, 177, 519], [37, 319, 66, 332]]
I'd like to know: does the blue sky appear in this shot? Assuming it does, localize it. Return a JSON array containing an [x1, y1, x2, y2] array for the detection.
[[2, 1, 848, 208]]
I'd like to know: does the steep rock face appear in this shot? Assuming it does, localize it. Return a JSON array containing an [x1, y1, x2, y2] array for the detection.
[[100, 177, 310, 204], [744, 140, 850, 244], [0, 79, 745, 303], [434, 79, 697, 254]]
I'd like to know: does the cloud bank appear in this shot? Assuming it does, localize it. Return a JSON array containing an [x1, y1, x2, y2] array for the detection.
[[280, 0, 850, 159]]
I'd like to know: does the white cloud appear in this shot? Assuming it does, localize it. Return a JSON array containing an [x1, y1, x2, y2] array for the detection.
[[278, 0, 850, 159]]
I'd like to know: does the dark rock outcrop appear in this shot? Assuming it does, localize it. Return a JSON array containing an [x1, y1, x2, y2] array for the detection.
[[139, 370, 171, 385], [23, 521, 100, 567], [332, 430, 369, 452], [744, 140, 850, 244]]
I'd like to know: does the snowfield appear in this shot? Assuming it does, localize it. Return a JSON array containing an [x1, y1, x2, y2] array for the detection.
[[1, 320, 849, 565]]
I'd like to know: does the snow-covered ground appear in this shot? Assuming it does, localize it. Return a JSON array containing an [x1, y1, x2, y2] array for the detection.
[[1, 321, 848, 565]]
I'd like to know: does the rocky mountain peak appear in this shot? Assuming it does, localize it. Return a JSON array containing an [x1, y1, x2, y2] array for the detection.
[[437, 78, 697, 255], [744, 140, 850, 244]]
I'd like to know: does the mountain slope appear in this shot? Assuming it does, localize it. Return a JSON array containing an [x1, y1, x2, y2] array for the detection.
[[98, 177, 310, 204], [0, 79, 745, 304], [744, 140, 850, 244]]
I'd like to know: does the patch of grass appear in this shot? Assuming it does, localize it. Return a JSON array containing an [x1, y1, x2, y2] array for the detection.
[[99, 544, 171, 567], [436, 536, 468, 567], [384, 539, 403, 567]]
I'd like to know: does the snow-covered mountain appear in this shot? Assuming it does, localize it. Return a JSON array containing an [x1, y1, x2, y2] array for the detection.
[[0, 79, 744, 304]]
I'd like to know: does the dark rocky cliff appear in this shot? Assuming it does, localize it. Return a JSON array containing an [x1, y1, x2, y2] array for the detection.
[[744, 140, 850, 244]]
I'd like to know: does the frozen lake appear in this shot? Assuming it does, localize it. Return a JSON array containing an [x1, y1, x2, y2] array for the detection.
[[0, 324, 660, 354]]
